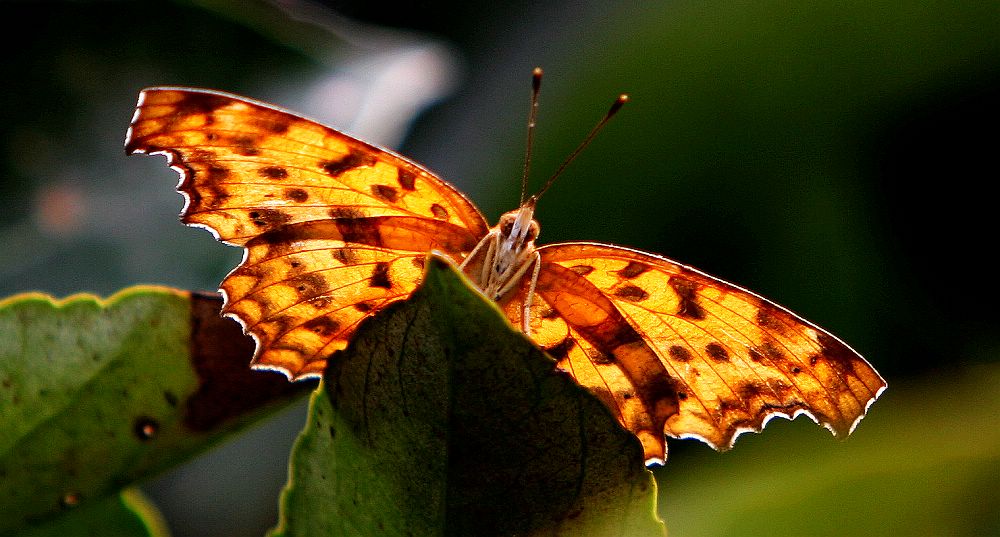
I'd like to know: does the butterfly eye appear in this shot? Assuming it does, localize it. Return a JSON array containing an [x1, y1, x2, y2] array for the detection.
[[500, 219, 515, 237], [525, 221, 540, 242]]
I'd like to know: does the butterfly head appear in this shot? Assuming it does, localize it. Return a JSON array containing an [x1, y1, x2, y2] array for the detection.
[[498, 199, 540, 253]]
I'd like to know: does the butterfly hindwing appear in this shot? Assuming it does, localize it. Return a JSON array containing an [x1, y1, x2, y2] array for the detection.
[[507, 242, 885, 461]]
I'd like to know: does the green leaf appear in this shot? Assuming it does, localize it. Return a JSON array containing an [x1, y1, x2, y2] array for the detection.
[[0, 287, 311, 534], [270, 257, 665, 537], [15, 488, 169, 537]]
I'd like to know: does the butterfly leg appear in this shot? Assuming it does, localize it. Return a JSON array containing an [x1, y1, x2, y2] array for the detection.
[[521, 251, 542, 334], [459, 230, 499, 288]]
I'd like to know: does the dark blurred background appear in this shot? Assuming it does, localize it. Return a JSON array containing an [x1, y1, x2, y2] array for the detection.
[[2, 1, 997, 536]]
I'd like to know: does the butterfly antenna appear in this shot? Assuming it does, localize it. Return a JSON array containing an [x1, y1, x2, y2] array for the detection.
[[520, 67, 544, 205], [532, 93, 629, 203]]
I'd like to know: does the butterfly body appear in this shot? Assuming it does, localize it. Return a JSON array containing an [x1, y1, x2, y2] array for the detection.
[[126, 87, 885, 463]]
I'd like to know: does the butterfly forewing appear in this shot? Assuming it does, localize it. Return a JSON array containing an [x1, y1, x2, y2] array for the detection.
[[126, 87, 489, 379], [509, 243, 885, 461]]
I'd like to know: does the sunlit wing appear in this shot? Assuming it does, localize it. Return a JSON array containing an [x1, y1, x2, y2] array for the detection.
[[501, 242, 886, 462], [125, 87, 489, 378]]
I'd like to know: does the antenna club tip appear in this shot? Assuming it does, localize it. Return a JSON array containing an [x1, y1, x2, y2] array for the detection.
[[607, 94, 629, 117], [532, 66, 543, 76]]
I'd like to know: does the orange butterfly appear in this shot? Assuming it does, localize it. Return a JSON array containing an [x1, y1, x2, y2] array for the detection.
[[125, 72, 884, 464]]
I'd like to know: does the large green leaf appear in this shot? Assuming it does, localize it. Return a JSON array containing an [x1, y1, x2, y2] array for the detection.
[[0, 287, 311, 535], [270, 257, 665, 537]]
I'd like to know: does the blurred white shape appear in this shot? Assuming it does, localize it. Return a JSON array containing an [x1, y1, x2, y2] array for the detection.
[[301, 43, 460, 148]]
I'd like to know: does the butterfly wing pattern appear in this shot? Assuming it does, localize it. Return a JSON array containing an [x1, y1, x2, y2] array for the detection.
[[126, 88, 489, 378], [126, 88, 884, 462], [499, 243, 884, 461]]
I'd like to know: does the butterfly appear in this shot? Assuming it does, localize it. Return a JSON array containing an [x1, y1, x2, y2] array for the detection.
[[125, 73, 885, 464]]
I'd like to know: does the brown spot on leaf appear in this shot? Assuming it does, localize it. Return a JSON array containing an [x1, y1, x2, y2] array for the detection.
[[617, 261, 651, 279], [369, 262, 392, 289], [133, 417, 159, 441], [430, 203, 449, 219], [371, 184, 399, 203], [258, 166, 288, 179], [614, 284, 649, 302], [397, 169, 416, 190], [669, 277, 706, 320], [705, 342, 730, 362], [184, 292, 315, 432], [284, 188, 309, 203], [668, 345, 693, 362]]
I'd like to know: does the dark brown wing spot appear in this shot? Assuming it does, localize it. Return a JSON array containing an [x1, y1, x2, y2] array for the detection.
[[206, 164, 230, 180], [540, 307, 559, 319], [329, 207, 365, 219], [585, 348, 616, 364], [430, 203, 449, 219], [737, 381, 767, 399], [705, 342, 730, 362], [319, 150, 376, 176], [258, 166, 288, 179], [303, 317, 340, 338], [284, 188, 309, 203], [669, 277, 706, 320], [614, 284, 649, 302], [371, 184, 399, 203], [354, 301, 375, 313], [761, 340, 787, 364], [369, 262, 392, 289], [249, 209, 292, 228], [411, 256, 426, 269], [569, 265, 595, 276], [668, 345, 693, 362], [617, 261, 651, 279], [293, 273, 328, 299], [336, 218, 383, 246], [544, 337, 574, 360], [816, 332, 860, 377], [253, 118, 290, 134], [332, 248, 359, 265], [748, 347, 764, 363], [230, 135, 261, 156], [756, 308, 787, 335], [397, 169, 416, 190], [177, 92, 231, 115]]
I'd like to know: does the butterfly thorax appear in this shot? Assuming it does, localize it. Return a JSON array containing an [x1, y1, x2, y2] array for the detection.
[[462, 203, 540, 302]]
